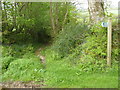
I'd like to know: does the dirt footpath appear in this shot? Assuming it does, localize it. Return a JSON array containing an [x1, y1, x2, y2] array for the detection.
[[0, 81, 46, 88]]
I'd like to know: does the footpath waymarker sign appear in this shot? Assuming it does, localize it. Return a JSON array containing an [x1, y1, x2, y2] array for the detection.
[[101, 22, 108, 27], [101, 18, 112, 67]]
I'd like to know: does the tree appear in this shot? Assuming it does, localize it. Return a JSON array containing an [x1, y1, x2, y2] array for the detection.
[[62, 2, 69, 31], [88, 0, 105, 23], [2, 2, 76, 43]]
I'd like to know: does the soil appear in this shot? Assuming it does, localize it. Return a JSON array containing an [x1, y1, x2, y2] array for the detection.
[[0, 81, 46, 88]]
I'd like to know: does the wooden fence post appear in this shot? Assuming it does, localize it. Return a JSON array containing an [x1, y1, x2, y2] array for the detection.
[[107, 18, 112, 67]]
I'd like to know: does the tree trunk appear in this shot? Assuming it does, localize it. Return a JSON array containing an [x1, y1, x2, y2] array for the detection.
[[88, 0, 105, 23], [50, 2, 55, 36], [13, 2, 17, 30], [55, 2, 59, 33], [3, 2, 8, 30], [62, 2, 69, 31]]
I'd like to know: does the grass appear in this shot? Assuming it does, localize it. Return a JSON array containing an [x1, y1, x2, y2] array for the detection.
[[43, 60, 118, 88], [107, 10, 118, 16]]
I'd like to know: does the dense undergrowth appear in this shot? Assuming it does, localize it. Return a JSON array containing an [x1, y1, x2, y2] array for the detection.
[[2, 44, 45, 82]]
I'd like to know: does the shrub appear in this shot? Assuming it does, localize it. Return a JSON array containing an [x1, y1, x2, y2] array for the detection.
[[52, 22, 88, 58], [79, 23, 107, 60]]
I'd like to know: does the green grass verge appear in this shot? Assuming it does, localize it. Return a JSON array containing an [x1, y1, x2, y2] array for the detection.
[[44, 59, 118, 88]]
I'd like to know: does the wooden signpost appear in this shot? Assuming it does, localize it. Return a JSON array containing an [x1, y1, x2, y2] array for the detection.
[[101, 18, 112, 67], [107, 18, 112, 67]]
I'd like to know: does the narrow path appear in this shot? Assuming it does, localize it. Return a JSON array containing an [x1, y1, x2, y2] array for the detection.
[[35, 47, 46, 65]]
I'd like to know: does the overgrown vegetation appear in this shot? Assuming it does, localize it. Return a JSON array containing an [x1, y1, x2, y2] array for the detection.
[[1, 1, 119, 88], [2, 44, 45, 82]]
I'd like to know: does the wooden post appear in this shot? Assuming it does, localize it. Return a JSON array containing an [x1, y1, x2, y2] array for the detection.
[[107, 18, 112, 67]]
